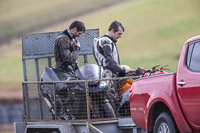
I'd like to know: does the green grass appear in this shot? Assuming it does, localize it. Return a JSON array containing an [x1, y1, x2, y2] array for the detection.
[[0, 43, 22, 90], [0, 0, 123, 90], [0, 0, 121, 42], [0, 0, 200, 91], [81, 0, 200, 71]]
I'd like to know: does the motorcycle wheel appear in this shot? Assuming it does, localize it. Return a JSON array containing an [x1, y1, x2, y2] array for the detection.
[[102, 102, 116, 118]]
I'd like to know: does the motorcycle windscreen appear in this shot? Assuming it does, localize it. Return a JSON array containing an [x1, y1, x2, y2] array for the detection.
[[75, 64, 102, 80], [75, 64, 107, 92]]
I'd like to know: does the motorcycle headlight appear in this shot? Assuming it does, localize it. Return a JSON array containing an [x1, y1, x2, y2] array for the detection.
[[99, 81, 107, 88]]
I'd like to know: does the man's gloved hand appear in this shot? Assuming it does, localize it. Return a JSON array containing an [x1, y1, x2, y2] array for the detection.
[[135, 67, 146, 75], [125, 67, 134, 73]]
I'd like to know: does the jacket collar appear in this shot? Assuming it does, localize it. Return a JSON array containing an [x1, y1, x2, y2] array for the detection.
[[103, 35, 117, 43], [62, 28, 74, 40]]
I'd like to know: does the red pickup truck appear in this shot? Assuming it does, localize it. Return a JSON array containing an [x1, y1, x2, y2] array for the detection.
[[129, 35, 200, 133]]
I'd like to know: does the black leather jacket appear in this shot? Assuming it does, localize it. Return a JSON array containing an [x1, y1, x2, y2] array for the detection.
[[54, 29, 80, 75]]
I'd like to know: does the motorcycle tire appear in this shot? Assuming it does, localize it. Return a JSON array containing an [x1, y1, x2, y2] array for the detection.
[[102, 102, 116, 118]]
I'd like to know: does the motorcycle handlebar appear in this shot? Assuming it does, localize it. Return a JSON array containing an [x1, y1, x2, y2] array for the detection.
[[141, 65, 170, 77]]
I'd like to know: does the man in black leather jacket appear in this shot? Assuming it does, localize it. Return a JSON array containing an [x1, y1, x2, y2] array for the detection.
[[93, 20, 133, 77], [54, 20, 86, 75]]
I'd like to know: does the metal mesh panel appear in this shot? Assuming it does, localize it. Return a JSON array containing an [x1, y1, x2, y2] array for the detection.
[[113, 78, 131, 117], [23, 83, 55, 120], [23, 77, 132, 121], [54, 82, 87, 120], [22, 29, 99, 81], [51, 58, 56, 68], [22, 32, 57, 57], [22, 29, 99, 57], [25, 60, 37, 81], [24, 83, 40, 120]]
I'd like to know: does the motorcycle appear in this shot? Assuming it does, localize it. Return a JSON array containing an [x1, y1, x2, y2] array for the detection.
[[117, 65, 169, 116], [116, 66, 145, 116], [40, 64, 115, 120]]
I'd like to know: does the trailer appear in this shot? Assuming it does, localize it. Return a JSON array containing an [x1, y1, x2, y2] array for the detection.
[[14, 29, 145, 133]]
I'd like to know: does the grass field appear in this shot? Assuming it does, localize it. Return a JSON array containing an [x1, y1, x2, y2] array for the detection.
[[0, 0, 200, 96], [80, 0, 200, 70], [0, 0, 124, 96], [22, 0, 200, 71], [0, 0, 122, 44]]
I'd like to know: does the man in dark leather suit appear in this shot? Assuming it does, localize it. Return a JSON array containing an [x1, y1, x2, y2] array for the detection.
[[54, 20, 86, 76]]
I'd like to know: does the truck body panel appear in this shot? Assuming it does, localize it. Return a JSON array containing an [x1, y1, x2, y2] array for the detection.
[[177, 36, 200, 131], [130, 73, 192, 132], [130, 35, 200, 132]]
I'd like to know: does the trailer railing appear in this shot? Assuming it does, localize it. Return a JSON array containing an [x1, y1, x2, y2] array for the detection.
[[22, 76, 134, 122]]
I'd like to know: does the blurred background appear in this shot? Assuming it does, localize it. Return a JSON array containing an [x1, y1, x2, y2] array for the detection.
[[0, 0, 200, 132]]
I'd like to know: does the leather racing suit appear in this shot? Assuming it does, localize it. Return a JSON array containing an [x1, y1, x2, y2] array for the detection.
[[93, 35, 125, 77]]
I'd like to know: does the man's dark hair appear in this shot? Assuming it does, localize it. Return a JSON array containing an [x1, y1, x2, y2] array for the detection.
[[69, 20, 86, 32], [108, 20, 125, 33]]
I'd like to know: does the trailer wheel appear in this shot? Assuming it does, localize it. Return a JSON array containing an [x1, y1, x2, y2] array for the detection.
[[153, 112, 178, 133]]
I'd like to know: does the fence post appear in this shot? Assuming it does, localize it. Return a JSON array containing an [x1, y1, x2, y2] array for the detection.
[[53, 83, 57, 120], [85, 81, 91, 133]]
